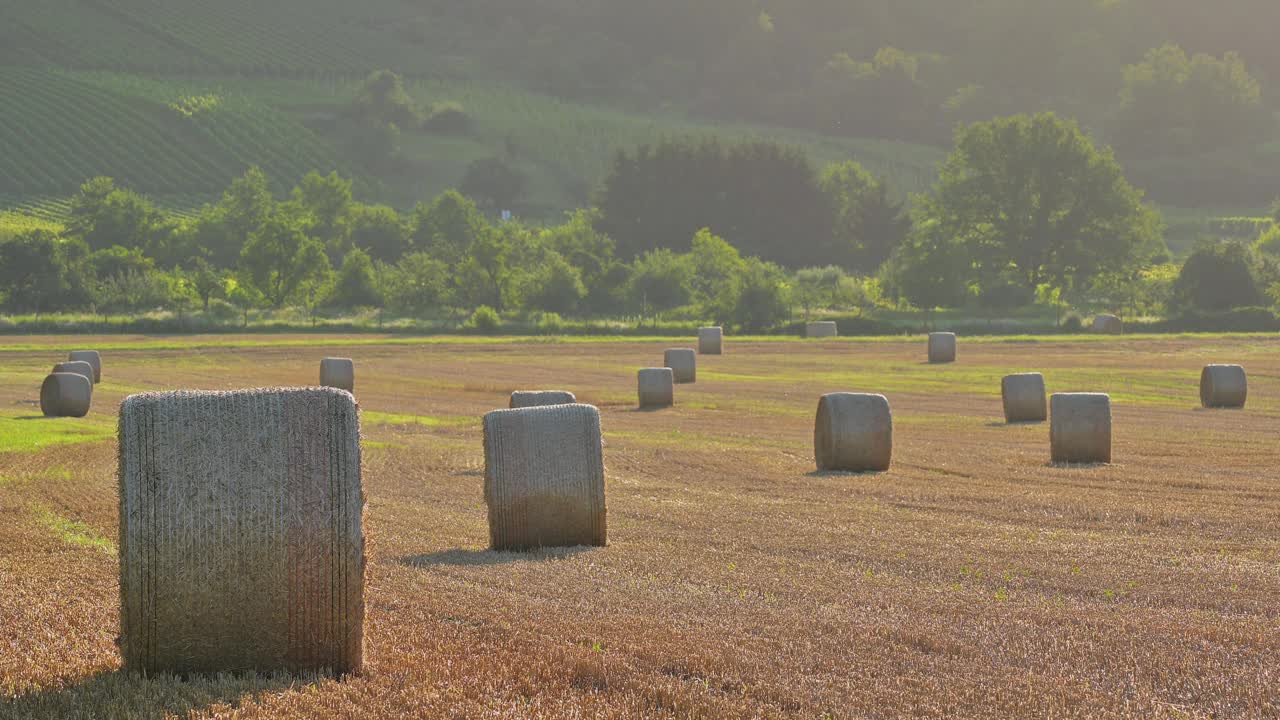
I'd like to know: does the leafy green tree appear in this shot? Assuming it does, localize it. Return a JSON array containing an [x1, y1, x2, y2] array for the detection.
[[289, 171, 354, 257], [239, 214, 333, 307], [726, 258, 791, 332], [515, 250, 586, 314], [454, 223, 518, 311], [820, 162, 910, 273], [349, 204, 409, 263], [626, 248, 693, 320], [66, 177, 165, 252], [687, 228, 744, 316], [1171, 242, 1271, 313], [0, 230, 91, 313], [187, 258, 224, 312], [94, 269, 174, 317], [353, 70, 421, 128], [410, 190, 488, 265], [226, 277, 266, 327], [541, 209, 618, 309], [459, 157, 527, 211], [384, 252, 449, 317], [881, 221, 971, 315], [916, 112, 1162, 295], [328, 249, 382, 310]]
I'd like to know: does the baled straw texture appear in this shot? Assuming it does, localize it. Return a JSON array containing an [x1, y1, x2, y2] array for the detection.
[[806, 321, 838, 339], [118, 387, 365, 675], [1200, 364, 1247, 409], [483, 403, 606, 551], [664, 348, 697, 384], [1050, 393, 1112, 464], [814, 393, 893, 472], [1093, 315, 1123, 335], [1002, 373, 1047, 423], [40, 373, 92, 418], [698, 327, 723, 355], [68, 350, 101, 383], [638, 368, 674, 409], [928, 333, 957, 364], [510, 390, 577, 409], [320, 357, 355, 393], [53, 361, 96, 388]]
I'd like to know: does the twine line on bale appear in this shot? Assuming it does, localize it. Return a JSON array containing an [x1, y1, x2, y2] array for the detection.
[[118, 387, 365, 675], [637, 368, 674, 409], [53, 361, 96, 389], [1002, 373, 1047, 423], [1050, 392, 1112, 465], [814, 393, 893, 472], [928, 333, 957, 364], [1092, 315, 1123, 335], [41, 373, 92, 418], [806, 321, 838, 339], [483, 403, 606, 551], [68, 350, 101, 383], [698, 327, 724, 355], [510, 390, 577, 409], [319, 358, 355, 393], [664, 348, 697, 384], [1200, 364, 1247, 409]]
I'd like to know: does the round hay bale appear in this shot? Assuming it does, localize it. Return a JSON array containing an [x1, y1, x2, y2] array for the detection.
[[510, 390, 577, 409], [40, 373, 92, 418], [1092, 315, 1123, 335], [117, 387, 364, 674], [638, 368, 674, 409], [1200, 364, 1247, 409], [1002, 373, 1047, 423], [483, 403, 606, 551], [806, 321, 838, 339], [698, 326, 724, 355], [1050, 393, 1111, 464], [814, 393, 892, 472], [320, 357, 355, 393], [53, 361, 96, 388], [664, 348, 697, 384], [928, 332, 957, 364], [68, 350, 101, 383]]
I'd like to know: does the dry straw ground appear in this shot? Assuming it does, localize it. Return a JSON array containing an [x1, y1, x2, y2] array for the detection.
[[1, 334, 1278, 719]]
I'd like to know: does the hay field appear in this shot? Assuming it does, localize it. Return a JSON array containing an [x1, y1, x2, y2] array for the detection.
[[1, 334, 1278, 719]]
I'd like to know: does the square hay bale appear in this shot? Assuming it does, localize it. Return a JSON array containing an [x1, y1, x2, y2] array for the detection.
[[483, 403, 606, 551], [928, 332, 957, 364], [118, 387, 365, 675], [53, 361, 96, 388], [1200, 364, 1247, 409], [510, 390, 577, 409], [698, 327, 724, 355], [1092, 315, 1123, 335], [320, 358, 355, 393], [1002, 373, 1047, 423], [1050, 393, 1111, 464], [638, 368, 674, 409], [806, 321, 838, 339], [814, 393, 892, 472], [41, 373, 92, 418], [664, 348, 697, 384], [68, 350, 101, 383]]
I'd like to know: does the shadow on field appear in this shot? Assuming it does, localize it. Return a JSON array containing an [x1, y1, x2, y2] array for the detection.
[[398, 546, 596, 567], [985, 420, 1045, 427], [3, 668, 324, 719], [804, 470, 889, 478]]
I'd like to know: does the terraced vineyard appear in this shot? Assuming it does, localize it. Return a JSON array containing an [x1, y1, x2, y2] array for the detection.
[[0, 69, 344, 196]]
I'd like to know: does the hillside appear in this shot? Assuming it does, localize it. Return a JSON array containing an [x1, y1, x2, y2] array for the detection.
[[0, 0, 1275, 226]]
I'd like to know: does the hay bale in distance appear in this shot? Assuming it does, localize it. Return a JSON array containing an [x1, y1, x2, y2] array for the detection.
[[638, 368, 674, 409], [68, 350, 101, 383], [1002, 373, 1047, 423], [483, 403, 606, 551], [928, 332, 957, 364], [806, 321, 838, 339], [698, 327, 724, 355], [320, 357, 355, 393], [1200, 364, 1247, 409], [1050, 393, 1111, 464], [1093, 315, 1123, 335], [40, 373, 92, 418], [117, 387, 364, 674], [53, 361, 96, 388], [664, 348, 697, 384], [510, 390, 577, 409], [814, 393, 892, 472]]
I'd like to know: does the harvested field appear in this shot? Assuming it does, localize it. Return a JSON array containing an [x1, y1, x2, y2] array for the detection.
[[1, 334, 1278, 719]]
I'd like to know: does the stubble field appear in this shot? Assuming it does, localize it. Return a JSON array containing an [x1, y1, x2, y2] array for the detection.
[[1, 334, 1277, 719]]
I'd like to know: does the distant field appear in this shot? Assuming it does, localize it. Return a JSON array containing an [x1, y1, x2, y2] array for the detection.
[[1, 335, 1276, 718]]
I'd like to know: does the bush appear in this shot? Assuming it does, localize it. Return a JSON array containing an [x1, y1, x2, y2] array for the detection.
[[1060, 313, 1083, 333], [467, 305, 501, 332], [1146, 306, 1280, 333], [423, 102, 472, 134], [205, 298, 239, 323], [533, 311, 564, 334]]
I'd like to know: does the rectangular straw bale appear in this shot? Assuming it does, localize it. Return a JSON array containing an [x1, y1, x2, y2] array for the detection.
[[118, 387, 364, 675], [806, 321, 838, 338], [483, 403, 606, 551]]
